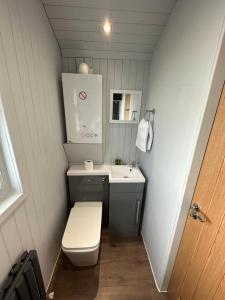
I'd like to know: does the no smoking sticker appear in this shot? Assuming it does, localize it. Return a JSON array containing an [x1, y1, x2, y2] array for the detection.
[[79, 91, 87, 100]]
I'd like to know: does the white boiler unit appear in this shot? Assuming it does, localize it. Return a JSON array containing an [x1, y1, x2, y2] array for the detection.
[[62, 73, 102, 144]]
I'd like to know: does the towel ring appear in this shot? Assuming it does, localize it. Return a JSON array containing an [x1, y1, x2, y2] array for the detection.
[[144, 109, 155, 121]]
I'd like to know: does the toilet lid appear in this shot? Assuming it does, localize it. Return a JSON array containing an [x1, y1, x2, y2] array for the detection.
[[62, 202, 102, 251]]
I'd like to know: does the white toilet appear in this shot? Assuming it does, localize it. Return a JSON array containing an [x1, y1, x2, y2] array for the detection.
[[62, 202, 102, 267]]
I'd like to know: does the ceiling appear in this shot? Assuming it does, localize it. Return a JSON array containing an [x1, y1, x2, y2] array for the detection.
[[43, 0, 177, 60]]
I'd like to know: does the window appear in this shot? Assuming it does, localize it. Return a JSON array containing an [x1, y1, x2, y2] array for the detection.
[[0, 93, 23, 218], [0, 147, 11, 200]]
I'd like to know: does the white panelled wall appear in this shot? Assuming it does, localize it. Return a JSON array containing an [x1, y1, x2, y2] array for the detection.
[[62, 57, 150, 164], [0, 0, 68, 287], [140, 0, 225, 291]]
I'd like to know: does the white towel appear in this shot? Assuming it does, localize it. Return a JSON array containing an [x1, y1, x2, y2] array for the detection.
[[147, 121, 153, 151], [136, 118, 153, 152], [136, 119, 148, 152]]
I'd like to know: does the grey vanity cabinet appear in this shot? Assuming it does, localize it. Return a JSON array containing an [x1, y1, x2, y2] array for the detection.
[[68, 175, 109, 225], [109, 183, 144, 236]]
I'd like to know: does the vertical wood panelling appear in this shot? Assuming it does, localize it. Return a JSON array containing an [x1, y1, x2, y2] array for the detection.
[[1, 217, 23, 264], [112, 60, 122, 160], [75, 57, 83, 71], [0, 234, 11, 282], [107, 59, 115, 163], [85, 57, 93, 69], [121, 60, 131, 162], [128, 61, 138, 163], [99, 58, 108, 163], [0, 32, 42, 258], [14, 205, 34, 251], [134, 61, 146, 162], [92, 58, 99, 73], [68, 58, 75, 72], [62, 57, 150, 163], [0, 0, 68, 287]]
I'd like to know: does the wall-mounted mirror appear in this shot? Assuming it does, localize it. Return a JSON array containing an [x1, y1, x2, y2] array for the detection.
[[110, 89, 142, 124]]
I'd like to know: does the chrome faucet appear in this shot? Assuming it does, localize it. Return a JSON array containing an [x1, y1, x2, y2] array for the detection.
[[131, 161, 137, 168]]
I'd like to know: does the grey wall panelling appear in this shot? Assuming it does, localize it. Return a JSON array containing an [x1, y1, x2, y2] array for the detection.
[[0, 0, 68, 287], [62, 57, 150, 164]]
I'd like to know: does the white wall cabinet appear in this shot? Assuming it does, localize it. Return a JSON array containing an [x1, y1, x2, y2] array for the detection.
[[62, 73, 102, 144]]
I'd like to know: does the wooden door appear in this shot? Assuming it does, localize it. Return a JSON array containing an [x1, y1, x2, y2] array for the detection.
[[168, 83, 225, 300]]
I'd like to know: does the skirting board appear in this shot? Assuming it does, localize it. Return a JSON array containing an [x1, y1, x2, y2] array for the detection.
[[46, 248, 62, 293], [141, 233, 168, 293]]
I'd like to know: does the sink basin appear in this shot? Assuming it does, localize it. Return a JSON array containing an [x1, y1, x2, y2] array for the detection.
[[109, 165, 145, 183]]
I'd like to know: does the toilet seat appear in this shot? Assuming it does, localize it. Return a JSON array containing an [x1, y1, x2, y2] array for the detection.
[[62, 202, 102, 252]]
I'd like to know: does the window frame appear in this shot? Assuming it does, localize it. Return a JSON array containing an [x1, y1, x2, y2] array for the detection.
[[0, 94, 24, 223]]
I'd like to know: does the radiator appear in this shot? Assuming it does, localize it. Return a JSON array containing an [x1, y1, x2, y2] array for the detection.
[[0, 250, 46, 300]]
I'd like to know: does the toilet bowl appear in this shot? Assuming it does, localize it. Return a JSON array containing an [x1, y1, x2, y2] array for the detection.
[[62, 202, 102, 267]]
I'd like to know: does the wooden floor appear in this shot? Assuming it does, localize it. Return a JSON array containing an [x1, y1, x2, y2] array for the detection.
[[48, 230, 168, 300]]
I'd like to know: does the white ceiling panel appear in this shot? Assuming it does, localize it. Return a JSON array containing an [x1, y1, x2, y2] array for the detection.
[[45, 6, 170, 25], [55, 30, 158, 45], [43, 0, 176, 13], [62, 49, 152, 60], [42, 0, 176, 60], [50, 19, 163, 36], [59, 40, 154, 53]]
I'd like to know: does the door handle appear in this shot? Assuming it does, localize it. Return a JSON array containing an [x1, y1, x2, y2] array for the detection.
[[136, 199, 141, 224], [190, 203, 206, 223]]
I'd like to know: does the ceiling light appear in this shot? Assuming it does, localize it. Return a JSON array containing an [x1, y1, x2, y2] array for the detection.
[[103, 21, 112, 34]]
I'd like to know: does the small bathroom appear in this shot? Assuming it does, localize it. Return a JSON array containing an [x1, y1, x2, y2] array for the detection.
[[1, 0, 225, 299]]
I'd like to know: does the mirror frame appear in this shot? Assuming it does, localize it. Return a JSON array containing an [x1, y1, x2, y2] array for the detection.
[[109, 89, 142, 124]]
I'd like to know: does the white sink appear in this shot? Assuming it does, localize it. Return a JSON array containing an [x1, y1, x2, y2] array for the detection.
[[109, 165, 145, 183]]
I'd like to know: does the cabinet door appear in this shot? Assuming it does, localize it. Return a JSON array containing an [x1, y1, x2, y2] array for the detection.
[[69, 176, 108, 204], [109, 193, 142, 236]]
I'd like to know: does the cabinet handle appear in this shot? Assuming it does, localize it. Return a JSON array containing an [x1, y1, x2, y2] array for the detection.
[[136, 199, 141, 224]]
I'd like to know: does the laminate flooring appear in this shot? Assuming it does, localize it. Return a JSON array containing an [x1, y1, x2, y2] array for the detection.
[[48, 230, 169, 300]]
